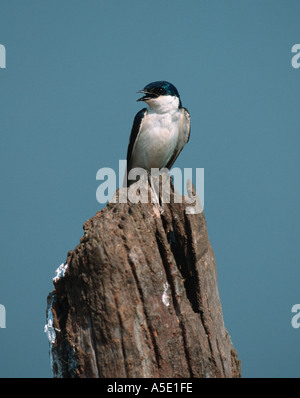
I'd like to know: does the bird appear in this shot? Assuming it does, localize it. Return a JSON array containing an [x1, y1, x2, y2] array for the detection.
[[125, 81, 191, 186]]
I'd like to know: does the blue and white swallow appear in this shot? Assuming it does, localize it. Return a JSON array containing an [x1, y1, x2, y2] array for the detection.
[[125, 81, 191, 186]]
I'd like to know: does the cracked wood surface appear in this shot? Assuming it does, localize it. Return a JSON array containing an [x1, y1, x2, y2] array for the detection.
[[47, 183, 241, 378]]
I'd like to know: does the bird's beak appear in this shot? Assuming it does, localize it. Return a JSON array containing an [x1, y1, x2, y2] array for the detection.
[[137, 90, 154, 102]]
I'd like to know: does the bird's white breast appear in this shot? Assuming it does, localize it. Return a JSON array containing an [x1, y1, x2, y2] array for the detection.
[[131, 103, 181, 171]]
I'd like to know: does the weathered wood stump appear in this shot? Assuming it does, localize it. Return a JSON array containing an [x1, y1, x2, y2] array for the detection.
[[46, 181, 241, 378]]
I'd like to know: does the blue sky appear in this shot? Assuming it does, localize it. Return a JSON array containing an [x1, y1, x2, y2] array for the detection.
[[0, 1, 299, 377]]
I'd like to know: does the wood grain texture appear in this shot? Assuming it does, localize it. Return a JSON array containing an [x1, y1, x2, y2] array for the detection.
[[47, 181, 241, 378]]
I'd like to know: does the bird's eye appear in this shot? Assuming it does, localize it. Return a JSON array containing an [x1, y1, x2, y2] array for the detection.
[[158, 87, 165, 94]]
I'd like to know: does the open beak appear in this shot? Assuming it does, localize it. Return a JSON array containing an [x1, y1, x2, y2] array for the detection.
[[136, 90, 156, 102]]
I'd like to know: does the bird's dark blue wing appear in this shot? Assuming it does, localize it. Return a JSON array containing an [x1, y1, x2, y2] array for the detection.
[[126, 108, 147, 171]]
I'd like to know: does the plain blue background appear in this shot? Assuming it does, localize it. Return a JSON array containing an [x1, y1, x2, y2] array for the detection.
[[0, 1, 299, 378]]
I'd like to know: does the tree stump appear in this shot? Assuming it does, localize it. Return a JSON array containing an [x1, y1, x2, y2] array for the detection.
[[45, 181, 241, 378]]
